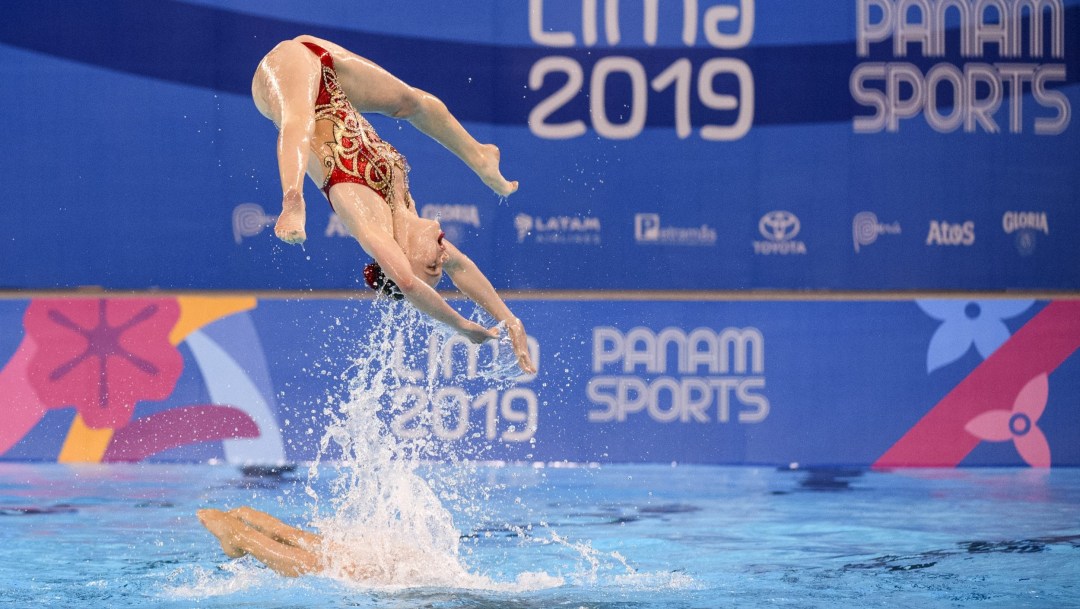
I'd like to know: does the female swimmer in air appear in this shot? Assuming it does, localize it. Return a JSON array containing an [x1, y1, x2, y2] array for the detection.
[[253, 35, 534, 373]]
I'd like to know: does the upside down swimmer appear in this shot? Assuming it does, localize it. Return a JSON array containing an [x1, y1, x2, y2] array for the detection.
[[252, 35, 535, 374]]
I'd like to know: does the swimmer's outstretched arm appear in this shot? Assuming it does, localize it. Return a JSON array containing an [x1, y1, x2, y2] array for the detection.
[[443, 241, 536, 374], [345, 207, 498, 344], [292, 35, 518, 197]]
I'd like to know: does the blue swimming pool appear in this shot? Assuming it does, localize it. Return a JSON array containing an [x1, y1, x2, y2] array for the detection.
[[1, 462, 1077, 608]]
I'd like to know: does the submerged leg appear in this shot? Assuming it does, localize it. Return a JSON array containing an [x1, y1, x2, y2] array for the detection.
[[197, 509, 322, 578], [229, 506, 322, 548], [295, 35, 518, 197]]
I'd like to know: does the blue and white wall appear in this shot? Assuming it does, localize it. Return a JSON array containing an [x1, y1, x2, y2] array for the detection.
[[1, 1, 1077, 466]]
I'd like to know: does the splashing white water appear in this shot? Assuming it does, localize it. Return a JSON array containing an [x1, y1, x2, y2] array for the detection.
[[303, 301, 557, 591], [176, 299, 691, 599]]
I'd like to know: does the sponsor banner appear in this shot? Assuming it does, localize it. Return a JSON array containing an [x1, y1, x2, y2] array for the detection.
[[0, 1, 1078, 291], [754, 211, 806, 255], [852, 211, 901, 253], [2, 296, 1078, 467]]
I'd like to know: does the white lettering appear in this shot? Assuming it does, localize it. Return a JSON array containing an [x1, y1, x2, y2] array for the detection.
[[852, 0, 1069, 135], [529, 0, 575, 47], [851, 61, 1068, 134], [592, 326, 763, 375], [586, 376, 768, 423], [857, 0, 1065, 58], [1002, 211, 1049, 234], [926, 220, 976, 245]]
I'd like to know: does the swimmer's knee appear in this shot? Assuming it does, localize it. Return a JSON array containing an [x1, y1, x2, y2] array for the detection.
[[389, 87, 427, 120]]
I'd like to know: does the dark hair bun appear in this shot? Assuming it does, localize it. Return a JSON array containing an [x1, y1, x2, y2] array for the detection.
[[363, 262, 404, 300]]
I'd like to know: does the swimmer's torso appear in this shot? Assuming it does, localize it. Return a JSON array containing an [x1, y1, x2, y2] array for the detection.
[[253, 40, 413, 213], [302, 42, 413, 211]]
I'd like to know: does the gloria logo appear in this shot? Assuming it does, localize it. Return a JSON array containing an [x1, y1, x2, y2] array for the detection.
[[753, 210, 806, 255], [852, 211, 902, 252], [1003, 211, 1049, 256], [515, 213, 601, 245], [422, 203, 481, 243], [633, 213, 717, 246], [232, 203, 276, 244], [514, 214, 533, 243], [926, 220, 975, 246]]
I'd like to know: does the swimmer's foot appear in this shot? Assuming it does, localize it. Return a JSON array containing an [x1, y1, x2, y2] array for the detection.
[[197, 509, 247, 559], [476, 144, 518, 197], [275, 192, 307, 245]]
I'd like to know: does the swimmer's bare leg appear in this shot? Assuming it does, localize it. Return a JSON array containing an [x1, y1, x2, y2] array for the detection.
[[229, 506, 322, 549], [296, 35, 518, 197], [197, 509, 322, 577], [253, 40, 319, 244], [197, 509, 246, 558], [398, 90, 518, 197]]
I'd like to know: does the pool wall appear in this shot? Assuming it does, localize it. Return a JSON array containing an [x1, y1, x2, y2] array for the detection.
[[2, 3, 1078, 466], [1, 295, 1077, 467]]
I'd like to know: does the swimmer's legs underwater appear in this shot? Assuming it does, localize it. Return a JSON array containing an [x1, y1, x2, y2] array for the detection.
[[197, 508, 322, 577]]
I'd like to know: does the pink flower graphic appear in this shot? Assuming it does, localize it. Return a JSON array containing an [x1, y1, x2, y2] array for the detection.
[[23, 298, 183, 429], [964, 373, 1050, 468]]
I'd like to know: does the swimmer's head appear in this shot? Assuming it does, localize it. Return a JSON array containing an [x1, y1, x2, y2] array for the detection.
[[402, 217, 449, 289], [363, 262, 404, 300]]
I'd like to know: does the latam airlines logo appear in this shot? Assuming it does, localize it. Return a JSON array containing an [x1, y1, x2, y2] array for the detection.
[[634, 214, 717, 246], [1003, 211, 1049, 256], [926, 220, 975, 246], [754, 211, 807, 255], [232, 203, 276, 243], [515, 213, 601, 245]]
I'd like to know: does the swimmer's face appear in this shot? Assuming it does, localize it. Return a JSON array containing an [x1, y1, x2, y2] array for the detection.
[[404, 218, 448, 288]]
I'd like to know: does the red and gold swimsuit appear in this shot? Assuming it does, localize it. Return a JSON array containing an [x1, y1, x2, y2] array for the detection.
[[301, 41, 412, 210]]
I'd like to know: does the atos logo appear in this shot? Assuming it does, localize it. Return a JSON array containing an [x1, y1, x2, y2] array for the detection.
[[926, 220, 975, 246], [753, 211, 807, 255]]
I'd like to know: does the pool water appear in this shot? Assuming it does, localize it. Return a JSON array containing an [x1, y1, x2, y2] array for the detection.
[[1, 463, 1077, 608]]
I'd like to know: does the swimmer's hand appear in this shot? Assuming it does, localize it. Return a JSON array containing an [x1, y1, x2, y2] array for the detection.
[[505, 318, 536, 375], [459, 321, 499, 344], [274, 190, 307, 245]]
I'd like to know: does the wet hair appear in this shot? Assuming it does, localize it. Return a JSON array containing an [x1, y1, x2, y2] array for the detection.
[[363, 262, 404, 300]]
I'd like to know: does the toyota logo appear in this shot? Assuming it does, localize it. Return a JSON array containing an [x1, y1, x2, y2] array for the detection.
[[759, 211, 801, 242]]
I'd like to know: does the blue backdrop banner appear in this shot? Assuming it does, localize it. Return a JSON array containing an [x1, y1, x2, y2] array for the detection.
[[1, 0, 1078, 291], [1, 295, 1078, 467]]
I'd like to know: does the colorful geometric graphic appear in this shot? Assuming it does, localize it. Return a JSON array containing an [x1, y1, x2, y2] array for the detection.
[[0, 296, 281, 464], [876, 301, 1080, 468]]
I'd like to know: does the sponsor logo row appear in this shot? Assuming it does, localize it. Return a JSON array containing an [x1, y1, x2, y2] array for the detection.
[[851, 210, 1050, 256], [233, 203, 1051, 257]]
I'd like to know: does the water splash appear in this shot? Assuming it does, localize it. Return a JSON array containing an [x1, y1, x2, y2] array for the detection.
[[296, 300, 693, 593], [303, 300, 554, 591]]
